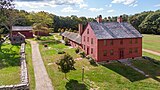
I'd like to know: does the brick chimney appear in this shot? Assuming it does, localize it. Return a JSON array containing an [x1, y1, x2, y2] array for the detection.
[[97, 15, 102, 23], [117, 15, 123, 23], [78, 24, 83, 36]]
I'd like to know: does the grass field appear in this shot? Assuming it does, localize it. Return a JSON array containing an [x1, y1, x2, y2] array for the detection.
[[143, 34, 160, 52], [39, 35, 160, 90], [0, 43, 21, 85], [25, 42, 35, 90]]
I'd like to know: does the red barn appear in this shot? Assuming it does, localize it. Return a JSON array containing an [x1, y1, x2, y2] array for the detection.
[[62, 15, 142, 62], [12, 26, 33, 38]]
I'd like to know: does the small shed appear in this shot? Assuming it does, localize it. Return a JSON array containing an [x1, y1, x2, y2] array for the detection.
[[12, 26, 33, 38], [11, 32, 25, 44]]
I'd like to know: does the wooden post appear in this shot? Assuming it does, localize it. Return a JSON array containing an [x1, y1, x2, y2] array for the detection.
[[82, 66, 84, 82]]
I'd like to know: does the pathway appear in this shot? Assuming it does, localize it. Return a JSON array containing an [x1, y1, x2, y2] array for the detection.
[[29, 40, 54, 90], [143, 49, 160, 56]]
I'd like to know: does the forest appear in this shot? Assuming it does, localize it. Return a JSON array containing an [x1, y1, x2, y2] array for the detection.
[[0, 4, 160, 35]]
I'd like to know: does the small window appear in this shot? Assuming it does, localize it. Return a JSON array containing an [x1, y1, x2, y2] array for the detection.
[[91, 48, 93, 54], [84, 36, 85, 42], [130, 39, 132, 44], [87, 29, 89, 34], [110, 50, 114, 55], [135, 48, 138, 53], [91, 38, 93, 44], [87, 37, 89, 42], [104, 40, 107, 46], [129, 48, 132, 54], [135, 39, 138, 44], [120, 40, 123, 45], [103, 50, 107, 56], [110, 40, 113, 45]]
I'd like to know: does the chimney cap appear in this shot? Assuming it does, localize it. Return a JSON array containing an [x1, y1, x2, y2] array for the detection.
[[98, 15, 102, 18]]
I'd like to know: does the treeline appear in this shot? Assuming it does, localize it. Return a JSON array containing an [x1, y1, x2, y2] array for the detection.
[[0, 8, 160, 35]]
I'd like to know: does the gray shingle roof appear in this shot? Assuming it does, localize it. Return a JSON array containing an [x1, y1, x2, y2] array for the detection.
[[61, 31, 81, 44], [89, 22, 142, 39], [12, 26, 32, 31]]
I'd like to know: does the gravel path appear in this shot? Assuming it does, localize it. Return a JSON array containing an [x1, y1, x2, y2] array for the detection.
[[29, 40, 54, 90], [143, 49, 160, 56]]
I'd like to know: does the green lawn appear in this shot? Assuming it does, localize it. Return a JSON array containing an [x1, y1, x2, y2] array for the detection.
[[25, 42, 35, 90], [39, 36, 160, 90], [143, 34, 160, 52], [0, 44, 21, 85]]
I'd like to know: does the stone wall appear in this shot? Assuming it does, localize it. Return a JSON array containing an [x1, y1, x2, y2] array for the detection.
[[0, 43, 29, 90]]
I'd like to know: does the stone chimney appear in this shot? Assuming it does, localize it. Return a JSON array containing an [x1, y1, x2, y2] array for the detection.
[[108, 16, 111, 22], [78, 24, 83, 36], [97, 15, 102, 23], [117, 15, 123, 23]]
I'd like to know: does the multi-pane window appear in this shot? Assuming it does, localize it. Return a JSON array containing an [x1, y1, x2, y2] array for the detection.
[[120, 39, 123, 45], [84, 36, 85, 42], [91, 48, 93, 54], [135, 48, 138, 53], [135, 39, 138, 44], [129, 48, 132, 54], [87, 37, 89, 42], [130, 39, 132, 44], [91, 38, 93, 44], [110, 49, 114, 55], [104, 40, 107, 46], [87, 29, 89, 34], [103, 50, 107, 56], [110, 40, 113, 45]]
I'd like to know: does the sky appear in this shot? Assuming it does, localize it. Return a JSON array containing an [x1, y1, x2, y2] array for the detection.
[[14, 0, 160, 18]]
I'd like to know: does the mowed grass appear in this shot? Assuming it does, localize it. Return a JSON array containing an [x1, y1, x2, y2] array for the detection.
[[0, 44, 21, 85], [143, 34, 160, 52], [25, 42, 35, 90], [39, 36, 160, 90]]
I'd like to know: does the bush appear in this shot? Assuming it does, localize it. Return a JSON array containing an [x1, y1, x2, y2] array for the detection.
[[58, 51, 65, 54], [75, 48, 80, 53], [79, 52, 86, 58]]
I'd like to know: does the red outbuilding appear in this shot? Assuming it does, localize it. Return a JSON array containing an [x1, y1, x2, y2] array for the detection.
[[62, 15, 142, 62], [12, 26, 33, 38]]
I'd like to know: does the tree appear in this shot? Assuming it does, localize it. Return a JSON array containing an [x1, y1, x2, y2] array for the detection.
[[56, 54, 75, 79]]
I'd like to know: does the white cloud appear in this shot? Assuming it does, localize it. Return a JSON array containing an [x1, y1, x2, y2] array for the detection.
[[61, 6, 79, 13], [105, 4, 112, 7], [79, 3, 88, 8], [14, 1, 57, 8], [14, 0, 87, 9], [111, 0, 138, 7], [107, 9, 115, 13], [154, 4, 160, 7], [89, 8, 104, 12]]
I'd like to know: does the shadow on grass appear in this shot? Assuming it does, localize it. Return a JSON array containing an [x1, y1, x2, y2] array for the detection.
[[65, 79, 88, 90], [40, 40, 61, 45], [101, 62, 147, 82], [0, 44, 20, 69], [101, 57, 160, 82]]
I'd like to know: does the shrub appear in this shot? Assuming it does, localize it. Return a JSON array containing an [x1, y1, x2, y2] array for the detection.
[[58, 51, 65, 54], [75, 48, 80, 53], [79, 52, 86, 58]]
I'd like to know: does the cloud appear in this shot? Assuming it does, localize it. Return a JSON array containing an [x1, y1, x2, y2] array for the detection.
[[14, 0, 87, 9], [79, 3, 88, 8], [61, 6, 79, 13], [154, 4, 160, 7], [89, 8, 104, 12], [105, 4, 112, 7], [107, 9, 115, 13], [111, 0, 138, 7]]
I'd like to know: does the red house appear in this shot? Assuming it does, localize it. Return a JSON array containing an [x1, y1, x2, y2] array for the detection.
[[12, 26, 33, 38], [62, 15, 142, 62]]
